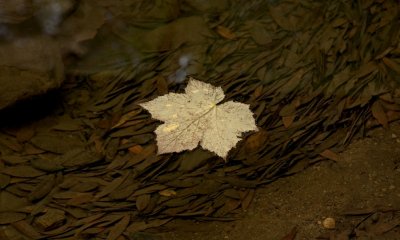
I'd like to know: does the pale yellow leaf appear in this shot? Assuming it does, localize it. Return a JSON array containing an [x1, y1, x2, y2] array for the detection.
[[139, 78, 258, 159]]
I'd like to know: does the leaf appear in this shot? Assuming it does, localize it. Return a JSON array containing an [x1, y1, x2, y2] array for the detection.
[[282, 116, 295, 128], [30, 157, 64, 172], [159, 189, 177, 197], [371, 100, 389, 128], [61, 149, 103, 168], [1, 165, 45, 178], [382, 57, 400, 75], [178, 148, 214, 171], [94, 174, 128, 200], [30, 133, 84, 154], [216, 25, 236, 40], [66, 193, 93, 206], [15, 127, 35, 142], [0, 191, 28, 212], [126, 218, 172, 233], [12, 220, 43, 240], [0, 173, 10, 188], [111, 108, 142, 129], [280, 226, 298, 240], [140, 78, 258, 159], [29, 174, 55, 201], [106, 215, 130, 240], [136, 194, 151, 212], [0, 212, 26, 224], [128, 145, 143, 154], [241, 189, 255, 210], [319, 149, 340, 161]]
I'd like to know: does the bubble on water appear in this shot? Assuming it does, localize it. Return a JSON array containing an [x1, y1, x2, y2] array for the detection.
[[178, 55, 191, 68], [168, 54, 195, 83], [0, 24, 10, 38], [169, 68, 187, 83], [37, 1, 64, 35]]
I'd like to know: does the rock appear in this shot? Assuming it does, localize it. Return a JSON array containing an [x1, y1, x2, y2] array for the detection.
[[322, 217, 336, 229], [0, 0, 33, 24], [0, 36, 64, 110]]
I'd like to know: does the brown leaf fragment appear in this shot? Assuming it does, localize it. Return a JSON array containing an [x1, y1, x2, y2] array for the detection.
[[66, 193, 93, 206], [369, 217, 400, 235], [356, 61, 378, 78], [107, 154, 129, 170], [1, 165, 45, 178], [319, 149, 340, 161], [15, 127, 35, 143], [106, 215, 130, 240], [53, 191, 85, 199], [371, 100, 389, 128], [0, 136, 23, 152], [280, 226, 298, 240], [30, 157, 64, 172], [178, 149, 214, 171], [216, 25, 236, 40], [29, 174, 55, 201], [11, 220, 42, 239], [128, 145, 143, 154], [252, 85, 263, 100], [0, 212, 26, 224], [223, 189, 241, 199], [379, 93, 394, 103], [72, 213, 105, 227], [74, 214, 123, 237], [241, 189, 255, 210], [164, 196, 196, 208], [382, 57, 400, 75], [132, 184, 167, 197], [24, 143, 46, 155], [0, 173, 10, 189], [109, 184, 138, 200], [214, 198, 241, 217], [285, 159, 309, 175], [249, 23, 273, 45], [0, 191, 28, 212], [30, 133, 84, 154], [34, 208, 66, 230], [94, 174, 128, 200], [70, 181, 98, 192], [387, 110, 400, 122], [156, 75, 169, 95], [1, 155, 29, 165], [41, 219, 72, 237], [52, 118, 83, 131], [331, 18, 348, 27], [136, 194, 151, 212], [126, 218, 172, 233], [282, 115, 295, 128], [243, 129, 268, 154], [159, 189, 177, 197], [81, 227, 105, 235], [61, 149, 103, 168], [124, 144, 156, 168]]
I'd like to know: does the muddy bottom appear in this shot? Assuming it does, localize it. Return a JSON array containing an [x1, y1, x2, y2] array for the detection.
[[161, 124, 400, 239]]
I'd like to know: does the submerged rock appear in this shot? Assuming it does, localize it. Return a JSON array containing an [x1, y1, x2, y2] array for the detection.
[[0, 36, 64, 110]]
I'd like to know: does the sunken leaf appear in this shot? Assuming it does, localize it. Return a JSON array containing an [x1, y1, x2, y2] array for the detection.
[[140, 78, 258, 159]]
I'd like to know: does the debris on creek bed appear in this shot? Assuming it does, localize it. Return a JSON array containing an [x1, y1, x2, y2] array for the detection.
[[0, 0, 400, 239]]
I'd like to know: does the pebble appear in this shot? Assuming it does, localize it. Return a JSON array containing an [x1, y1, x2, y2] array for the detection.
[[322, 217, 335, 229]]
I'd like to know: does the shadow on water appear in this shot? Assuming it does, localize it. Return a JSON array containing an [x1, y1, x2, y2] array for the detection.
[[0, 89, 63, 128]]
